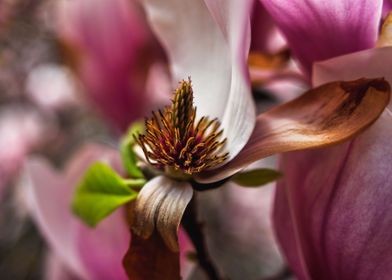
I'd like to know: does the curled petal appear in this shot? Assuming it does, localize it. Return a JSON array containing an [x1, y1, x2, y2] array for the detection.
[[197, 78, 390, 183], [156, 184, 194, 251], [140, 0, 256, 159], [132, 177, 169, 240], [260, 0, 382, 75], [132, 176, 193, 251]]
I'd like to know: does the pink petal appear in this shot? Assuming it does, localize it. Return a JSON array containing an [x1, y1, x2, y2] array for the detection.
[[76, 211, 129, 280], [261, 74, 308, 102], [274, 109, 392, 280], [250, 1, 287, 54], [313, 47, 392, 88], [144, 62, 173, 107], [141, 0, 256, 159], [260, 0, 382, 75], [178, 229, 195, 279], [275, 38, 392, 280], [0, 108, 48, 195], [45, 251, 79, 280], [251, 61, 308, 102], [24, 144, 129, 280], [56, 0, 160, 132], [383, 0, 392, 17], [25, 159, 89, 279]]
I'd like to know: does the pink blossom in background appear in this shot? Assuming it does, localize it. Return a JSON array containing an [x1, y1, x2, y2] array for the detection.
[[24, 144, 194, 280], [0, 108, 50, 196], [24, 144, 130, 280], [260, 0, 382, 75], [56, 0, 165, 132]]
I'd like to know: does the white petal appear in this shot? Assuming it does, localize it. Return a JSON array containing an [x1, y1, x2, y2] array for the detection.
[[132, 176, 170, 239], [140, 0, 256, 159], [132, 176, 193, 252], [156, 180, 193, 252]]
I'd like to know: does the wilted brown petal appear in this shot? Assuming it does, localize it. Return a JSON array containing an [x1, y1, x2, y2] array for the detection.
[[123, 232, 180, 280], [132, 176, 193, 251], [197, 78, 390, 183]]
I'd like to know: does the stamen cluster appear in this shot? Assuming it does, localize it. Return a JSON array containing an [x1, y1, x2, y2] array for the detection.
[[137, 78, 228, 175]]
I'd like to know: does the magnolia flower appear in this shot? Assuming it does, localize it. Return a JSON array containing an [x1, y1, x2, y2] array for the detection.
[[123, 0, 391, 278], [56, 0, 165, 132], [260, 0, 392, 278]]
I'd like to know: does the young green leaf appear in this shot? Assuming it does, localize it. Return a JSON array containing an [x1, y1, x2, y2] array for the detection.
[[120, 122, 144, 178], [72, 162, 141, 227], [232, 168, 282, 187]]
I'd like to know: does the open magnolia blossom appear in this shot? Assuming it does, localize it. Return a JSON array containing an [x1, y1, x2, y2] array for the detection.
[[69, 0, 392, 279], [127, 74, 390, 277]]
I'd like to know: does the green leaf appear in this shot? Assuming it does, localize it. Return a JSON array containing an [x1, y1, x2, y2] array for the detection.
[[120, 122, 144, 178], [232, 168, 282, 187], [72, 162, 140, 227]]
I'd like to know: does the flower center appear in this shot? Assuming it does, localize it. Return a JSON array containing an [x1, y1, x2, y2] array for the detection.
[[137, 78, 228, 176]]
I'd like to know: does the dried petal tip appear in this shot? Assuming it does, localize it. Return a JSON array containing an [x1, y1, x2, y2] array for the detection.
[[137, 78, 228, 175]]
